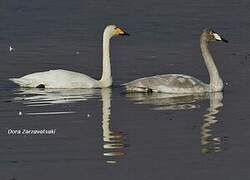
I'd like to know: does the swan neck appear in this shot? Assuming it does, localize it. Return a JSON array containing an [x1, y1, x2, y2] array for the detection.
[[100, 32, 112, 87], [200, 36, 223, 91]]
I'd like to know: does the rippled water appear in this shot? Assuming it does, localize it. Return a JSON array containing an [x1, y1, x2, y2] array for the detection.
[[1, 0, 250, 179]]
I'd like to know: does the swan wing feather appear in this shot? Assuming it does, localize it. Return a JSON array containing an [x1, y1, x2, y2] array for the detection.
[[124, 74, 208, 93], [10, 69, 99, 88]]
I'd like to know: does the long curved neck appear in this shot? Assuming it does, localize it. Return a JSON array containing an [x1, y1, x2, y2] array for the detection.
[[99, 32, 112, 87], [200, 36, 223, 91]]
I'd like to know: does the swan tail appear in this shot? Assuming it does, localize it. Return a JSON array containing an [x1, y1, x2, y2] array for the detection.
[[9, 78, 33, 87]]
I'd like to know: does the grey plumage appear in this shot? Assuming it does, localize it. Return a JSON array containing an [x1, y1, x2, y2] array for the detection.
[[123, 29, 228, 93]]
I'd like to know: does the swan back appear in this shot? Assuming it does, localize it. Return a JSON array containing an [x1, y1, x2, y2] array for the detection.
[[124, 74, 209, 93], [10, 70, 100, 88]]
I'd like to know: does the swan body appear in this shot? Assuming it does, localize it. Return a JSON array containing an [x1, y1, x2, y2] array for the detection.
[[10, 69, 100, 88], [124, 74, 209, 93], [10, 25, 129, 89], [124, 29, 228, 93]]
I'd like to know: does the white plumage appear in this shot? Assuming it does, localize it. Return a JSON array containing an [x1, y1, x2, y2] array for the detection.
[[10, 25, 129, 89], [10, 69, 99, 88]]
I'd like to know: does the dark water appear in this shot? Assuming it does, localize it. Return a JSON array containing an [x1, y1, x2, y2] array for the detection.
[[1, 0, 250, 179]]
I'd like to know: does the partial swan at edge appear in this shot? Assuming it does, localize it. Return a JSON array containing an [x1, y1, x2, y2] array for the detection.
[[10, 25, 129, 89], [123, 29, 228, 93]]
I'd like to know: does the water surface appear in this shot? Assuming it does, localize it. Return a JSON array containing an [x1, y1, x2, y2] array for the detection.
[[1, 0, 250, 179]]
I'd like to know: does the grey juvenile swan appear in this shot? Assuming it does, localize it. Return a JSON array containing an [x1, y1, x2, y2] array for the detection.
[[123, 29, 228, 93]]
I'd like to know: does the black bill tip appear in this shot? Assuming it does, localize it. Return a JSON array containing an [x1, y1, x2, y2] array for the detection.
[[121, 32, 130, 36], [222, 38, 228, 43]]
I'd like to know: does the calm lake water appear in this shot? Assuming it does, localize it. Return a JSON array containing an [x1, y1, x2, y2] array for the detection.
[[1, 0, 250, 179]]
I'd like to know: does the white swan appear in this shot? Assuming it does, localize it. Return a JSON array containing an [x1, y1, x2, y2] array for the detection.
[[10, 25, 129, 89], [123, 29, 228, 93]]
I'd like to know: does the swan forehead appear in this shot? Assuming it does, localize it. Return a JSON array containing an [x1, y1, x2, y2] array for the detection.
[[104, 25, 116, 33], [107, 25, 116, 29], [213, 33, 222, 40]]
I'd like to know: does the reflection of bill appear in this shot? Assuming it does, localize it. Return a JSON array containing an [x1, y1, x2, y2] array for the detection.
[[201, 92, 224, 154], [101, 88, 127, 164]]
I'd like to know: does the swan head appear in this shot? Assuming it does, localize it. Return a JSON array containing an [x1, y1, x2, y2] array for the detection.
[[202, 29, 228, 43], [104, 25, 130, 38]]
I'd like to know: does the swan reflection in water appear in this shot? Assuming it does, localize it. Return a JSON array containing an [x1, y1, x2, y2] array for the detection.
[[126, 92, 225, 154], [14, 88, 100, 107], [14, 88, 127, 163], [101, 88, 127, 164], [201, 92, 224, 154], [125, 92, 209, 110]]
